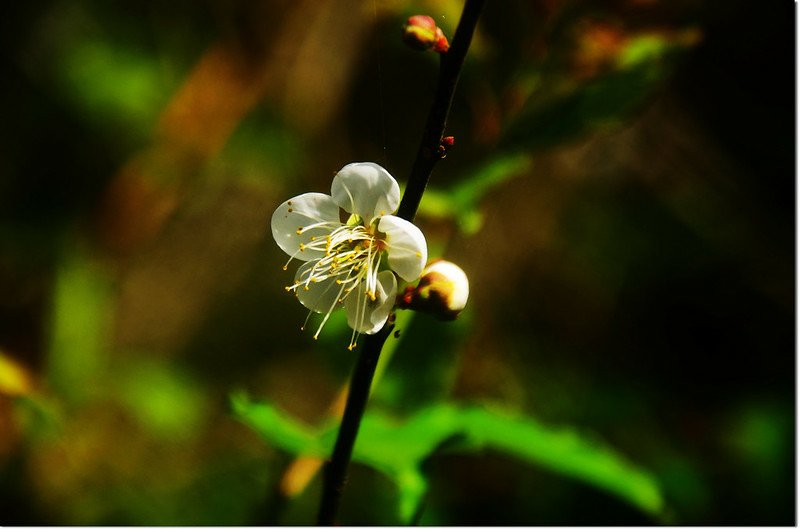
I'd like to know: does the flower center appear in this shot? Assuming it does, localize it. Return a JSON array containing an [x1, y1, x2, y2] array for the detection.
[[310, 224, 385, 302], [283, 221, 388, 345]]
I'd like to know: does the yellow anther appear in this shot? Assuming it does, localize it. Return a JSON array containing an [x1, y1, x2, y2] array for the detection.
[[296, 228, 303, 235], [299, 243, 305, 251]]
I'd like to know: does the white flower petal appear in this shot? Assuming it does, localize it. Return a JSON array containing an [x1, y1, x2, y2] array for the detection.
[[344, 270, 397, 334], [271, 192, 341, 261], [331, 162, 400, 222], [378, 215, 428, 282], [294, 261, 346, 314]]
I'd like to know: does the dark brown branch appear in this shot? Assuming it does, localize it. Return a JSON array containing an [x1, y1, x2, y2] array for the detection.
[[315, 324, 393, 525], [396, 0, 487, 222]]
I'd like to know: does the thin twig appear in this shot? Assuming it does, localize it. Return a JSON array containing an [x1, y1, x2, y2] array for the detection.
[[397, 0, 487, 223]]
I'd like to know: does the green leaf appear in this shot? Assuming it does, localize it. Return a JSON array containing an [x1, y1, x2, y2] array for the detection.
[[416, 154, 532, 234], [501, 30, 697, 152], [47, 244, 112, 403], [232, 395, 665, 522], [502, 65, 659, 151], [229, 392, 325, 456], [450, 154, 533, 207], [457, 405, 665, 515], [59, 40, 171, 138], [356, 403, 664, 518], [116, 359, 209, 441], [616, 34, 678, 68]]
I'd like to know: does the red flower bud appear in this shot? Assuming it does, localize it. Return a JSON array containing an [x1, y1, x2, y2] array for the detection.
[[402, 15, 449, 54], [437, 136, 455, 158], [433, 28, 450, 53]]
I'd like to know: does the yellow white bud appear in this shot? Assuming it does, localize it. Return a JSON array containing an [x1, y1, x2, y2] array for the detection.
[[398, 259, 469, 320]]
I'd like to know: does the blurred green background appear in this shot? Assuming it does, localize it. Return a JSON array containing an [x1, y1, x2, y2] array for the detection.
[[0, 0, 793, 525]]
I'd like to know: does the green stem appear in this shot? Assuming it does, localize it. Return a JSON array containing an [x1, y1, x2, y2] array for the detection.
[[315, 0, 485, 524]]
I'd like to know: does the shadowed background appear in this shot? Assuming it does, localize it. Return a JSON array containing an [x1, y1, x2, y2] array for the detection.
[[0, 0, 793, 524]]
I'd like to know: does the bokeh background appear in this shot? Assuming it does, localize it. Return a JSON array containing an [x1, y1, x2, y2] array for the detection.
[[0, 0, 794, 525]]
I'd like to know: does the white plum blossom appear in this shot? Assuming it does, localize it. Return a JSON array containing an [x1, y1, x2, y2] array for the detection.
[[271, 162, 428, 349]]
